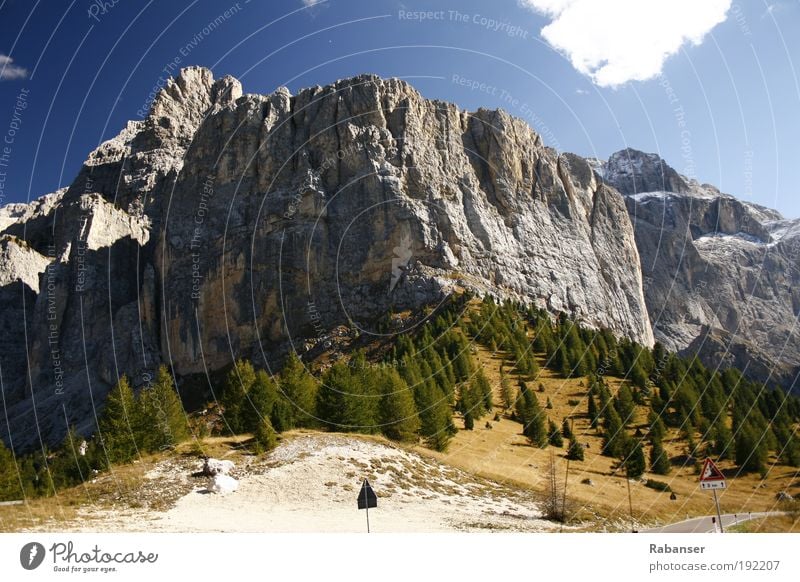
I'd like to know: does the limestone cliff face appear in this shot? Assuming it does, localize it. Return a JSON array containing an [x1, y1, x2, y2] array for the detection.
[[594, 148, 800, 388], [2, 68, 651, 449]]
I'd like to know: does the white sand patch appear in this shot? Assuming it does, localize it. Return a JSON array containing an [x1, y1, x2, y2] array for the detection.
[[71, 434, 558, 533]]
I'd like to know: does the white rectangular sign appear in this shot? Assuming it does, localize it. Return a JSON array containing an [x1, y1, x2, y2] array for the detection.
[[701, 480, 726, 490]]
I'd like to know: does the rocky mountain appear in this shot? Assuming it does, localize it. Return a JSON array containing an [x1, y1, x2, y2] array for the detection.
[[0, 68, 795, 451], [592, 148, 800, 388]]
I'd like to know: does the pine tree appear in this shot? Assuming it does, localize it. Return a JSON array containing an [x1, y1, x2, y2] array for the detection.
[[464, 411, 475, 430], [548, 419, 564, 447], [280, 352, 319, 427], [318, 359, 378, 432], [253, 417, 278, 453], [138, 365, 189, 451], [240, 370, 278, 434], [270, 398, 294, 433], [0, 438, 20, 501], [458, 381, 478, 421], [414, 383, 453, 451], [516, 383, 547, 447], [566, 437, 584, 461], [556, 345, 571, 378], [546, 397, 553, 409], [98, 375, 138, 463], [615, 384, 636, 425], [587, 393, 599, 429], [649, 438, 671, 475], [630, 364, 648, 390], [735, 424, 767, 474], [51, 426, 91, 488], [621, 439, 646, 479], [500, 372, 513, 410], [602, 406, 625, 458], [562, 418, 573, 440], [480, 374, 494, 412], [647, 410, 666, 443], [379, 369, 420, 442], [711, 421, 733, 460], [222, 359, 257, 433]]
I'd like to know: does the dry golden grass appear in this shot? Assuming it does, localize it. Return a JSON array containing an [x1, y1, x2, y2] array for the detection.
[[729, 507, 800, 533], [419, 342, 800, 529], [0, 435, 255, 532]]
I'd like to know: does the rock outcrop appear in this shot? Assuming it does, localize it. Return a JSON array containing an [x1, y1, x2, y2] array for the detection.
[[593, 148, 800, 387], [0, 68, 652, 450], [2, 68, 795, 451]]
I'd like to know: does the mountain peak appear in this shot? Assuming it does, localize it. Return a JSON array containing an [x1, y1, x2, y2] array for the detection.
[[599, 148, 690, 195]]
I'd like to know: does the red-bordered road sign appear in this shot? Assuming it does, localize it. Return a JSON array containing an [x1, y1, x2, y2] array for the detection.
[[699, 458, 726, 490]]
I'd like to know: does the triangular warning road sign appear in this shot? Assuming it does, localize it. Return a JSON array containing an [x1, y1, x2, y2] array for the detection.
[[700, 458, 725, 482], [357, 479, 377, 510]]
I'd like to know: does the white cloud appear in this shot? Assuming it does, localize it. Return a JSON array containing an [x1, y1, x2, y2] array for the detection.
[[302, 0, 323, 6], [0, 54, 28, 81], [520, 0, 732, 87]]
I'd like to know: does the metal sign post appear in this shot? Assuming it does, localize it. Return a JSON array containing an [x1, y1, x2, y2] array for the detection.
[[357, 479, 377, 533], [699, 458, 727, 533], [712, 489, 724, 533]]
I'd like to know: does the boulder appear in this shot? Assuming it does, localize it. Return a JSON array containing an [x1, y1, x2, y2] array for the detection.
[[202, 458, 235, 476], [207, 474, 239, 494]]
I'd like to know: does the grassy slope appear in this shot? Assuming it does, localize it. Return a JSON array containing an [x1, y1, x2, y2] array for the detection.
[[3, 304, 799, 532], [0, 436, 251, 532], [419, 331, 800, 529]]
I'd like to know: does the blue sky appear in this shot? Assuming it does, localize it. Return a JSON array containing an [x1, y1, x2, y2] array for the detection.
[[0, 0, 798, 217]]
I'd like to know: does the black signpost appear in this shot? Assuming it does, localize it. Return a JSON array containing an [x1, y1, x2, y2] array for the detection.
[[357, 479, 377, 533]]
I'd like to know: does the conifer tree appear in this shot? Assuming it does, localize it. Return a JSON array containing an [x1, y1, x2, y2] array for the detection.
[[615, 384, 636, 425], [548, 419, 564, 447], [587, 392, 599, 429], [138, 365, 189, 451], [562, 418, 573, 440], [222, 359, 257, 433], [464, 411, 475, 430], [415, 383, 453, 451], [50, 426, 92, 488], [735, 424, 767, 474], [500, 372, 513, 411], [280, 352, 318, 428], [0, 438, 20, 501], [253, 417, 278, 453], [629, 364, 648, 390], [555, 345, 571, 378], [647, 410, 666, 443], [516, 383, 547, 447], [621, 439, 646, 479], [471, 369, 493, 413], [318, 359, 378, 432], [602, 406, 625, 458], [379, 369, 420, 442], [98, 375, 138, 463], [240, 370, 278, 434], [566, 437, 584, 461], [711, 421, 733, 460], [649, 438, 671, 475]]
